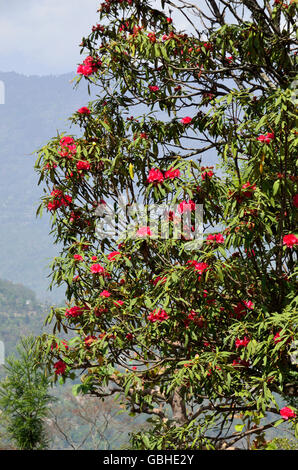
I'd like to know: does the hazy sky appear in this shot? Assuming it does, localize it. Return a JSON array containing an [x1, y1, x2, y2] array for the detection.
[[0, 0, 191, 76], [0, 0, 100, 75]]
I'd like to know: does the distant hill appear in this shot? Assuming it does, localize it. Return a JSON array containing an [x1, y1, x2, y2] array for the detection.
[[0, 71, 93, 301], [0, 278, 48, 358], [0, 278, 39, 313]]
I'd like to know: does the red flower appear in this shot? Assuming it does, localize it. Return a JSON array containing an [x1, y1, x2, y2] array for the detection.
[[84, 335, 97, 347], [280, 407, 297, 420], [184, 311, 205, 328], [47, 189, 72, 212], [126, 333, 133, 340], [44, 163, 57, 171], [165, 168, 180, 180], [92, 24, 104, 32], [166, 17, 173, 23], [232, 358, 250, 368], [187, 260, 209, 278], [203, 42, 213, 51], [107, 251, 121, 261], [74, 254, 83, 261], [114, 300, 124, 307], [148, 32, 156, 43], [139, 132, 149, 140], [147, 168, 164, 184], [180, 116, 192, 125], [136, 226, 152, 237], [58, 136, 77, 158], [283, 234, 298, 248], [233, 301, 254, 319], [90, 263, 105, 274], [77, 160, 91, 171], [77, 56, 102, 76], [148, 85, 159, 92], [152, 276, 167, 286], [293, 194, 298, 208], [274, 331, 282, 343], [60, 136, 74, 147], [257, 132, 275, 144], [147, 309, 169, 323], [201, 170, 214, 180], [51, 340, 68, 351], [235, 336, 250, 349], [77, 107, 90, 114], [178, 200, 196, 213], [206, 233, 224, 244], [54, 360, 67, 375], [100, 290, 111, 297], [241, 181, 256, 198], [65, 305, 85, 318]]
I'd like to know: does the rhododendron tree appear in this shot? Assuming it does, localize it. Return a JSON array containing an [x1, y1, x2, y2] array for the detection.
[[35, 0, 297, 450]]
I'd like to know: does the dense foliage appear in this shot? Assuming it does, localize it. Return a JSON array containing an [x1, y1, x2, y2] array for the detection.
[[35, 0, 298, 449], [0, 337, 52, 449]]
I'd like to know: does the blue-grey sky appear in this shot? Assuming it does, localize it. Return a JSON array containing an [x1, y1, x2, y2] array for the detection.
[[0, 0, 100, 75], [0, 0, 192, 76]]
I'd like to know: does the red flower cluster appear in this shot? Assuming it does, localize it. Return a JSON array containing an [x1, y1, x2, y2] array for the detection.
[[100, 290, 111, 297], [165, 168, 180, 179], [178, 200, 196, 213], [51, 340, 68, 351], [147, 309, 169, 323], [206, 233, 225, 244], [235, 336, 250, 349], [152, 276, 167, 286], [203, 42, 213, 51], [280, 407, 296, 420], [201, 167, 214, 180], [233, 300, 254, 319], [76, 160, 91, 171], [148, 32, 156, 43], [136, 226, 152, 237], [148, 85, 159, 92], [241, 182, 256, 198], [74, 254, 83, 261], [232, 358, 250, 368], [47, 189, 72, 212], [187, 260, 209, 279], [90, 263, 106, 274], [180, 116, 192, 125], [54, 360, 67, 375], [84, 335, 97, 347], [147, 167, 180, 184], [92, 24, 105, 33], [77, 56, 102, 76], [147, 168, 164, 184], [184, 310, 205, 328], [273, 331, 282, 343], [77, 107, 91, 115], [107, 251, 121, 261], [257, 132, 275, 144], [58, 136, 77, 158], [283, 234, 298, 248], [65, 305, 85, 318]]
